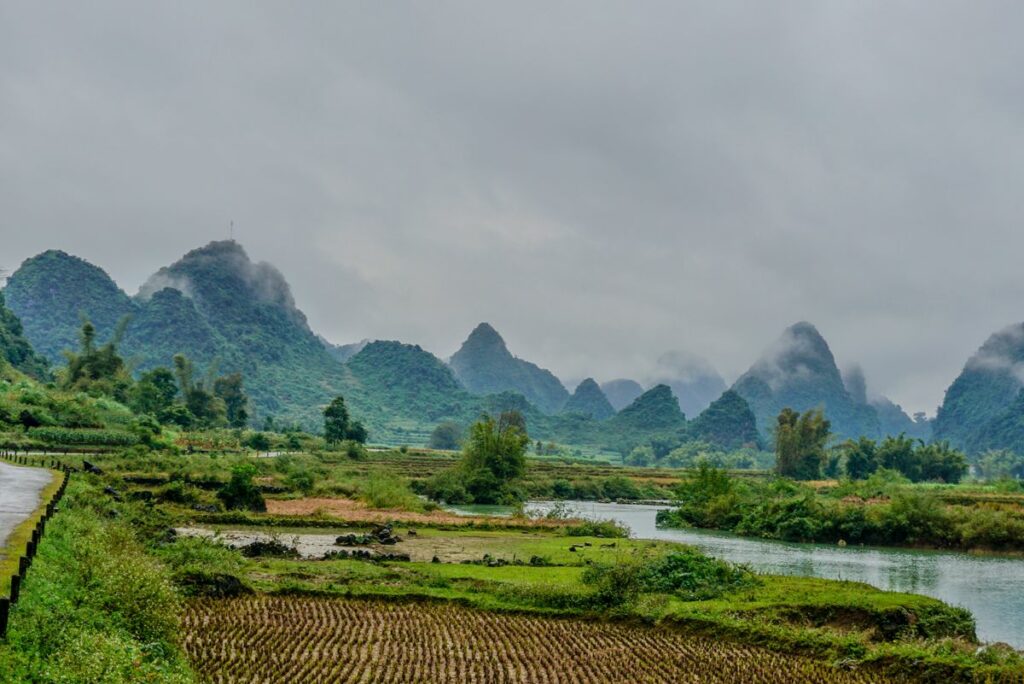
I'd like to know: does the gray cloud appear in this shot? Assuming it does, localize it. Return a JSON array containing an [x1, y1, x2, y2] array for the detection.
[[3, 1, 1024, 416]]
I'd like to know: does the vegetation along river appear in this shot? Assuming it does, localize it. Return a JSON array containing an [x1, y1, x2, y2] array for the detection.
[[450, 500, 1024, 647]]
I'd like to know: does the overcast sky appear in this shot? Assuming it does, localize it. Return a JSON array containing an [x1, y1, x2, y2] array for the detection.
[[3, 2, 1024, 416]]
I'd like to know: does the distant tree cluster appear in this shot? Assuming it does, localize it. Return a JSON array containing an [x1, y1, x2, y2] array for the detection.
[[62, 319, 252, 430], [840, 435, 968, 483], [772, 407, 968, 483], [423, 411, 529, 505]]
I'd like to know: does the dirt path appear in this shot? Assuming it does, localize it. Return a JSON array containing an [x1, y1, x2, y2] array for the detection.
[[0, 461, 53, 555]]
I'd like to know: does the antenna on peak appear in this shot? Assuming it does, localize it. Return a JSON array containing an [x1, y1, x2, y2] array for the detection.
[[230, 220, 235, 241]]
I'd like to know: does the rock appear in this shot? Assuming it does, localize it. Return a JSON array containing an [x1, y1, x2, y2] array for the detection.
[[407, 529, 418, 537], [82, 461, 103, 475], [178, 572, 251, 598], [431, 556, 441, 563], [103, 485, 122, 501]]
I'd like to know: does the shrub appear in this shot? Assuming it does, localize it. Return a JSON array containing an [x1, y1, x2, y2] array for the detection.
[[216, 464, 266, 512]]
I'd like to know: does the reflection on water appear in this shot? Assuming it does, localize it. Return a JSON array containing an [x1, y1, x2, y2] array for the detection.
[[516, 500, 1024, 648]]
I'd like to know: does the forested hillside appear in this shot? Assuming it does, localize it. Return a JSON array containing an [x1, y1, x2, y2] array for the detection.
[[0, 291, 49, 379], [935, 323, 1024, 453], [732, 322, 881, 441], [449, 322, 569, 414], [562, 378, 615, 420]]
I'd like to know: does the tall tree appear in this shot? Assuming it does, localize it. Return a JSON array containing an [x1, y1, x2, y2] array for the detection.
[[62, 319, 133, 401], [775, 407, 831, 480], [214, 372, 250, 429], [323, 395, 367, 444]]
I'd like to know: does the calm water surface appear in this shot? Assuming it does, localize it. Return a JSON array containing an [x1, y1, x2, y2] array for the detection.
[[450, 500, 1024, 647]]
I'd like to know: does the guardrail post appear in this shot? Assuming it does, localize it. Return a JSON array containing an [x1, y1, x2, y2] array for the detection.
[[0, 597, 9, 639], [9, 576, 20, 604]]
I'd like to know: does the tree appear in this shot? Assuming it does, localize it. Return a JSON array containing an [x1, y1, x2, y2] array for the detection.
[[428, 422, 463, 450], [426, 411, 529, 504], [843, 437, 879, 480], [775, 408, 831, 480], [130, 367, 179, 419], [323, 395, 367, 444], [216, 463, 266, 512], [173, 354, 226, 428], [876, 435, 919, 481], [978, 449, 1024, 481], [214, 372, 250, 428], [916, 441, 968, 483], [62, 319, 133, 401]]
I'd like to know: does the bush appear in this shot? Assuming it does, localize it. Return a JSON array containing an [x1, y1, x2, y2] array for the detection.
[[564, 519, 630, 538], [216, 463, 266, 512]]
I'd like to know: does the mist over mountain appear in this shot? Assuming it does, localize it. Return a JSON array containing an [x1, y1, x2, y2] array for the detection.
[[935, 322, 1024, 453], [562, 378, 615, 420], [732, 322, 880, 441], [650, 351, 727, 418], [448, 323, 570, 414], [600, 379, 645, 411], [844, 363, 930, 441], [322, 338, 369, 363]]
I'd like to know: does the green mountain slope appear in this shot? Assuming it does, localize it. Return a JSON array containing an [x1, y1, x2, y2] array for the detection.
[[448, 323, 569, 414], [688, 390, 762, 450], [347, 341, 476, 429], [5, 250, 136, 363], [934, 323, 1024, 453], [0, 291, 49, 379], [609, 384, 686, 432], [732, 322, 880, 441], [562, 378, 615, 420]]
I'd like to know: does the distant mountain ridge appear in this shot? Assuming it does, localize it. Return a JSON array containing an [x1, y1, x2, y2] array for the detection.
[[935, 322, 1024, 453], [562, 378, 615, 420], [5, 241, 932, 453], [448, 323, 569, 414]]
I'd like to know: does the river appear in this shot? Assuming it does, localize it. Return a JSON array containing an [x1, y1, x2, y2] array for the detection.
[[448, 500, 1024, 647]]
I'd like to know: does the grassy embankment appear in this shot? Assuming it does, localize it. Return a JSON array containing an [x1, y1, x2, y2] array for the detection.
[[0, 476, 195, 683], [658, 466, 1024, 554]]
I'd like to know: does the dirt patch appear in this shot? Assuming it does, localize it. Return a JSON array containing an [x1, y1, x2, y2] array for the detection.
[[265, 497, 566, 529]]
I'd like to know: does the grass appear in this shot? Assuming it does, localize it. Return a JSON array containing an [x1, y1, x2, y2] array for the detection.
[[0, 477, 195, 683]]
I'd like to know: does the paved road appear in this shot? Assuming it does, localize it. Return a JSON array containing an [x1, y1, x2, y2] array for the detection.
[[0, 461, 53, 553]]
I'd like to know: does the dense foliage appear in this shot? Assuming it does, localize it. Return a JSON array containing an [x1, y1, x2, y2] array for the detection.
[[775, 408, 831, 480], [0, 479, 194, 682], [424, 411, 530, 504], [0, 290, 48, 379], [658, 467, 1024, 551], [840, 435, 968, 483]]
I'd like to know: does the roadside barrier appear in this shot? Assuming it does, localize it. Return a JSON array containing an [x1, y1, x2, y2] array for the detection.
[[0, 457, 70, 639]]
